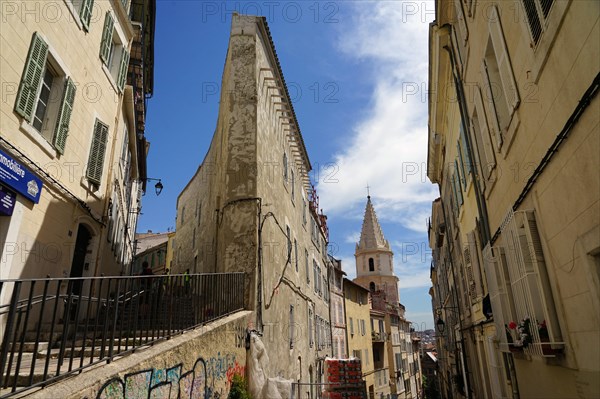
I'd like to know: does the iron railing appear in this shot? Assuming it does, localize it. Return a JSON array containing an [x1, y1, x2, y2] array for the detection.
[[0, 272, 245, 397]]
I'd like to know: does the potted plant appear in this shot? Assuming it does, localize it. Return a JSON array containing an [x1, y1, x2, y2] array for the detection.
[[508, 318, 532, 350]]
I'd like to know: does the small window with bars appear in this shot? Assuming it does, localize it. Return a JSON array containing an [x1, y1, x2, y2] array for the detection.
[[521, 0, 555, 46]]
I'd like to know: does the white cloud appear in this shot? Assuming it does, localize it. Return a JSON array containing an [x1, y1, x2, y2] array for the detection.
[[318, 1, 437, 233], [344, 231, 360, 244]]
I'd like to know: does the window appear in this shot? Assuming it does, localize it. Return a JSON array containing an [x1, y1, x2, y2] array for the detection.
[[481, 5, 519, 149], [294, 239, 298, 272], [313, 260, 318, 293], [305, 249, 310, 285], [360, 319, 366, 336], [368, 257, 375, 271], [69, 0, 94, 30], [521, 0, 554, 46], [181, 206, 185, 224], [471, 89, 496, 182], [15, 33, 77, 154], [86, 118, 109, 186], [484, 209, 562, 356], [283, 152, 288, 182], [349, 317, 354, 335], [364, 349, 369, 365], [289, 305, 294, 349], [192, 228, 196, 249], [369, 282, 376, 292], [291, 170, 295, 200], [286, 225, 291, 262], [100, 11, 130, 92], [352, 350, 361, 360], [303, 199, 307, 225], [308, 307, 314, 347]]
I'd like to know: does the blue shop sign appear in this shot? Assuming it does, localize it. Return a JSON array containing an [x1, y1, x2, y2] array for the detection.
[[0, 148, 43, 204], [0, 185, 16, 216]]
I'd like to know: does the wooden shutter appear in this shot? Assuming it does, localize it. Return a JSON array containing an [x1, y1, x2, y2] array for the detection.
[[488, 5, 520, 114], [454, 0, 468, 43], [79, 0, 94, 31], [481, 60, 503, 149], [99, 12, 114, 64], [117, 49, 130, 91], [87, 119, 109, 185], [457, 143, 467, 188], [53, 77, 76, 154], [474, 86, 496, 179], [467, 230, 483, 299], [459, 124, 472, 175], [15, 33, 48, 122]]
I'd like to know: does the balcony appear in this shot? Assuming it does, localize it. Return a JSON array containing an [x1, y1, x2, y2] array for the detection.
[[372, 331, 384, 342]]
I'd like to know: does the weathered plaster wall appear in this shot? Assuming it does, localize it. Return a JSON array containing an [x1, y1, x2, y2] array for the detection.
[[28, 311, 252, 399]]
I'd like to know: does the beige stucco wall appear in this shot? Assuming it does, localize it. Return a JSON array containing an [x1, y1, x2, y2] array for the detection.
[[344, 280, 375, 395], [429, 0, 600, 397], [28, 311, 252, 399]]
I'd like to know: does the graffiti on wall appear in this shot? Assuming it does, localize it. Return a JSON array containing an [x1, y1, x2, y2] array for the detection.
[[96, 354, 246, 399]]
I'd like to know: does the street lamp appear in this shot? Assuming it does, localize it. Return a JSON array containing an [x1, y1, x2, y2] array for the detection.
[[141, 178, 163, 196], [435, 307, 459, 335]]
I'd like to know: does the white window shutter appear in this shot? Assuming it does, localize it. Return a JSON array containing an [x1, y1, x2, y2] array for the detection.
[[481, 60, 503, 150], [474, 86, 496, 179], [488, 5, 520, 115]]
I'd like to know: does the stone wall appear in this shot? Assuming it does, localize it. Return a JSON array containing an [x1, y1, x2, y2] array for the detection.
[[28, 311, 253, 399]]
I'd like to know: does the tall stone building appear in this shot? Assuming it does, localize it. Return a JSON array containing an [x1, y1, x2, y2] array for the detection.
[[175, 14, 332, 387], [428, 0, 599, 397], [0, 0, 155, 283]]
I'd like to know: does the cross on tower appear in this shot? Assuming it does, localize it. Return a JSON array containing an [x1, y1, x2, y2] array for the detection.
[[366, 183, 371, 198]]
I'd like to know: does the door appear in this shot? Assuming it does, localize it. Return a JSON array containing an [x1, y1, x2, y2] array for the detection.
[[67, 224, 91, 320]]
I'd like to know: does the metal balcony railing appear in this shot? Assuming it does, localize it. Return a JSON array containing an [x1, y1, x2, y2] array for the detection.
[[0, 272, 245, 397]]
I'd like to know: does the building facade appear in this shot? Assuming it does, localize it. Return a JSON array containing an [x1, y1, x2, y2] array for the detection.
[[331, 256, 347, 359], [344, 278, 375, 397], [0, 0, 155, 286], [175, 13, 333, 389], [428, 0, 599, 397]]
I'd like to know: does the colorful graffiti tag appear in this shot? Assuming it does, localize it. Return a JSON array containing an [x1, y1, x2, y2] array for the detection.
[[97, 358, 206, 399], [96, 353, 246, 399]]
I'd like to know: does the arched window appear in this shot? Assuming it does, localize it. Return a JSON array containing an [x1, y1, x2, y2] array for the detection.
[[369, 282, 376, 292], [368, 257, 374, 271]]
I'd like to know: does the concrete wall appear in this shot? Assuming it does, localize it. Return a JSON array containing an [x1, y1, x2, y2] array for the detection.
[[29, 311, 252, 399]]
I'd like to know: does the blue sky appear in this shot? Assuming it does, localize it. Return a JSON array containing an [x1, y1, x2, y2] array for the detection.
[[138, 1, 437, 330]]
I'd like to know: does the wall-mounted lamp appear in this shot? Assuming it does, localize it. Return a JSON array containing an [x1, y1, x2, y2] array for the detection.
[[435, 306, 460, 334], [141, 178, 163, 196]]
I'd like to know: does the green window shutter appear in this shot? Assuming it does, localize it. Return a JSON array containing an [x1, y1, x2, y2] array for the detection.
[[117, 49, 130, 91], [15, 33, 48, 122], [99, 12, 114, 64], [53, 77, 77, 154], [86, 119, 109, 185], [79, 0, 94, 31]]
